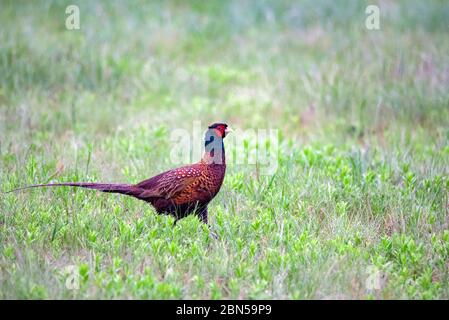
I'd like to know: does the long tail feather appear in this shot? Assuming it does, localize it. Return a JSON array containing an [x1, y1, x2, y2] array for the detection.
[[5, 182, 143, 197]]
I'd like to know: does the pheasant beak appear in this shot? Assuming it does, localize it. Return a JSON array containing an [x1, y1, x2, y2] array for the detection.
[[224, 127, 234, 137]]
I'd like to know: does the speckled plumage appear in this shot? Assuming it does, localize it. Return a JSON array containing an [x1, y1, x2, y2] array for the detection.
[[9, 123, 231, 229], [134, 158, 226, 223]]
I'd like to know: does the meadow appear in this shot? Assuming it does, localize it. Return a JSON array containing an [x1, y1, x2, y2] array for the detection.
[[0, 0, 448, 299]]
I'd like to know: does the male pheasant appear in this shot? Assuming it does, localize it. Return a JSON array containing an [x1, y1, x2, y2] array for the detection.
[[8, 123, 232, 233]]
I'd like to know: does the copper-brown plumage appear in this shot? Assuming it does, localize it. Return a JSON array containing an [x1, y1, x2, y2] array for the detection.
[[7, 123, 232, 232]]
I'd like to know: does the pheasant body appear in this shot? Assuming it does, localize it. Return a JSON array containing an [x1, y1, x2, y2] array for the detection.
[[8, 123, 231, 230], [135, 161, 226, 222]]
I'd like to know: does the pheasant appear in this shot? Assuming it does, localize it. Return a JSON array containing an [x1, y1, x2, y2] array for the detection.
[[8, 123, 232, 234]]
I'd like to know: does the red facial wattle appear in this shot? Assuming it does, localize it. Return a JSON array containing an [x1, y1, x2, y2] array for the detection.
[[216, 126, 226, 138]]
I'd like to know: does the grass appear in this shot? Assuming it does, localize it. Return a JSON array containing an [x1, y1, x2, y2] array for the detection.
[[0, 0, 448, 299]]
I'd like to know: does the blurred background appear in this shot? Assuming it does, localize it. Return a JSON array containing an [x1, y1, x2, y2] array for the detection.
[[1, 0, 448, 149]]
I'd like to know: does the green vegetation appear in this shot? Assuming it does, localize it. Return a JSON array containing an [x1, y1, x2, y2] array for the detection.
[[0, 0, 448, 299]]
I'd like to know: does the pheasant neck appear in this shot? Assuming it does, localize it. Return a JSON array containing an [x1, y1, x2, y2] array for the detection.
[[202, 137, 225, 165]]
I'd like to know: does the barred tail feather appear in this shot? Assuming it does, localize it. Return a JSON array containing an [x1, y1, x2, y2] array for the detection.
[[5, 182, 143, 197]]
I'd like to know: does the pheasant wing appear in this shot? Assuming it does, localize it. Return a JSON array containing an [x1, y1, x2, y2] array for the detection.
[[137, 166, 201, 200]]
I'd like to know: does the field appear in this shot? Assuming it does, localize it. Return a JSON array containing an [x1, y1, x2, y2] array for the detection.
[[0, 0, 448, 299]]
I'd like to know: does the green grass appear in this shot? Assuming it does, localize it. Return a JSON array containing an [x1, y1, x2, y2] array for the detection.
[[1, 0, 448, 299]]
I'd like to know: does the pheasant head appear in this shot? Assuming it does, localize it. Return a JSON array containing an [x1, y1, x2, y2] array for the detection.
[[202, 122, 232, 165]]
